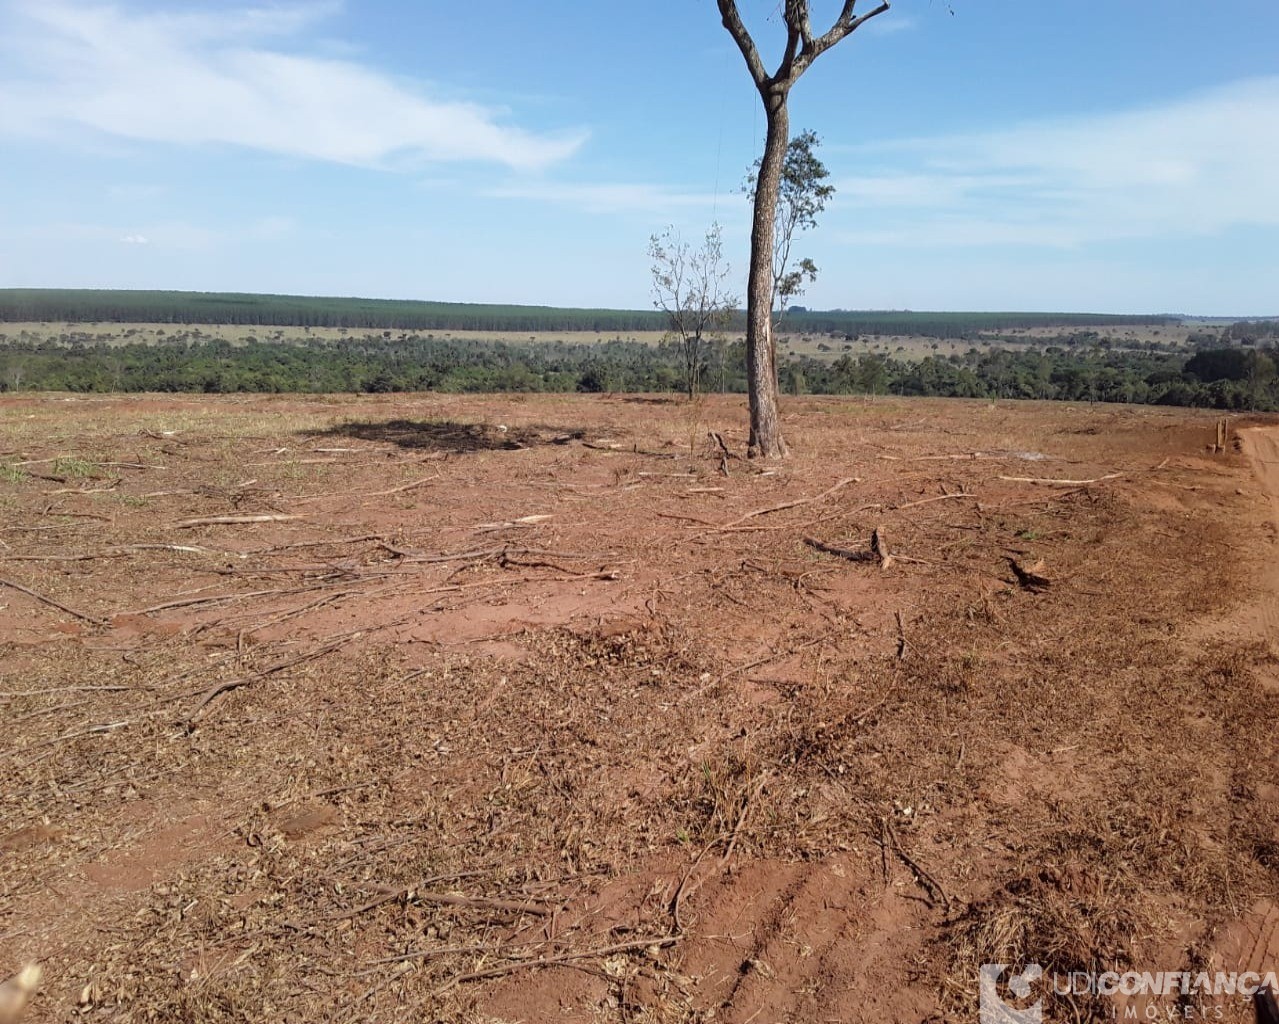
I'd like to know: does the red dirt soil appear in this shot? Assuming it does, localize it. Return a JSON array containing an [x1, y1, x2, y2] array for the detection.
[[2, 392, 1278, 1023]]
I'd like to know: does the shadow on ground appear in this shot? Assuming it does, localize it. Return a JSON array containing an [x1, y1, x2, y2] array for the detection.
[[614, 395, 682, 406], [309, 419, 586, 453]]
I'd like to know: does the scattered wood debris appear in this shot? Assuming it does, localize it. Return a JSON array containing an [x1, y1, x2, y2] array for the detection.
[[1007, 555, 1052, 591], [998, 472, 1122, 486]]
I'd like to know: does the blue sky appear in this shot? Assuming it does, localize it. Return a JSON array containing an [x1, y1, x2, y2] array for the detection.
[[1, 0, 1276, 315]]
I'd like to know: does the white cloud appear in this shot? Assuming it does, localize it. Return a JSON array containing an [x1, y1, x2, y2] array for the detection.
[[863, 13, 919, 35], [16, 216, 293, 250], [0, 0, 584, 171], [486, 181, 722, 215], [830, 77, 1279, 247]]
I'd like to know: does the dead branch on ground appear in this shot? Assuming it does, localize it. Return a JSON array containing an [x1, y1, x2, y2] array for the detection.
[[998, 472, 1122, 486], [1006, 556, 1052, 591], [708, 431, 735, 476], [802, 536, 875, 563], [881, 817, 952, 913], [711, 476, 858, 532], [173, 514, 305, 528], [185, 640, 345, 729], [0, 576, 105, 626], [894, 492, 977, 511], [871, 526, 894, 569], [433, 935, 680, 994]]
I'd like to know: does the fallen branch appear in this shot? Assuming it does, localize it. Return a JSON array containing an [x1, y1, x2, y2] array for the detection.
[[354, 940, 545, 974], [720, 773, 771, 868], [18, 720, 130, 756], [3, 543, 234, 562], [0, 684, 132, 698], [248, 534, 387, 554], [498, 553, 609, 576], [434, 935, 680, 994], [1006, 556, 1052, 591], [330, 880, 550, 923], [0, 576, 105, 626], [881, 817, 952, 913], [998, 472, 1122, 486], [126, 586, 292, 615], [655, 512, 719, 526], [185, 641, 344, 728], [474, 514, 553, 533], [676, 634, 831, 706], [804, 531, 930, 569], [173, 514, 304, 528], [671, 838, 720, 932], [802, 536, 875, 563], [404, 546, 602, 566], [361, 474, 442, 499], [712, 477, 858, 532], [871, 526, 894, 570], [708, 431, 734, 477], [38, 509, 110, 521], [846, 679, 899, 728], [894, 492, 977, 511]]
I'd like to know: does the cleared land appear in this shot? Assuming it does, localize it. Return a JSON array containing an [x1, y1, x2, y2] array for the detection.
[[2, 392, 1279, 1023]]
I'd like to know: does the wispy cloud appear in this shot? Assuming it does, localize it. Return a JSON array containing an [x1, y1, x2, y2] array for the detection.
[[0, 0, 584, 171], [830, 77, 1279, 247], [486, 181, 722, 215], [13, 216, 295, 250], [862, 13, 919, 35]]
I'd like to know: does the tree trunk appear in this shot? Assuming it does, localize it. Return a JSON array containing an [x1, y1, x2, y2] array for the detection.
[[745, 87, 790, 458]]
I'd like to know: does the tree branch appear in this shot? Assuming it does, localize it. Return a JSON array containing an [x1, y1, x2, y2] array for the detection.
[[786, 0, 815, 53], [796, 0, 891, 73], [780, 1, 804, 77], [717, 0, 769, 89]]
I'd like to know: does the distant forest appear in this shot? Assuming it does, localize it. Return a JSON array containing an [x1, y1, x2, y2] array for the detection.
[[0, 289, 1174, 340], [2, 328, 1277, 411], [1, 290, 1276, 410]]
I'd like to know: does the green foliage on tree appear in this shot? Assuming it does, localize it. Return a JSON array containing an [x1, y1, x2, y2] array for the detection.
[[746, 130, 834, 319], [2, 329, 1276, 412]]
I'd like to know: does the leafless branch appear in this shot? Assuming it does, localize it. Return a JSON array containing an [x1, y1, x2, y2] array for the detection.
[[0, 575, 104, 626], [716, 0, 769, 88], [798, 0, 891, 72]]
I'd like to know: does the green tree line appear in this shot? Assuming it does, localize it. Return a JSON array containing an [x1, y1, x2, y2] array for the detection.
[[0, 289, 1177, 340], [0, 333, 1275, 410]]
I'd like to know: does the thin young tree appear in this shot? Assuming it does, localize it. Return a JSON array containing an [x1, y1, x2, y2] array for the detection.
[[718, 0, 889, 457], [648, 223, 736, 400], [746, 129, 835, 334]]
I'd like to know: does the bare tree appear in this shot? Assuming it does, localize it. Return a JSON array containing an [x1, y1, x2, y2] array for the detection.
[[648, 223, 736, 400], [718, 0, 889, 457]]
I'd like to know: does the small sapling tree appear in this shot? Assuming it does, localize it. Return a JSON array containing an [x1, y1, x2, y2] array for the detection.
[[648, 223, 737, 399]]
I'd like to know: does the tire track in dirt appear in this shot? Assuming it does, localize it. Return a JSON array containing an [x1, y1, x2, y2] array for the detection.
[[1240, 426, 1279, 688], [1213, 426, 1279, 987], [678, 856, 937, 1023]]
